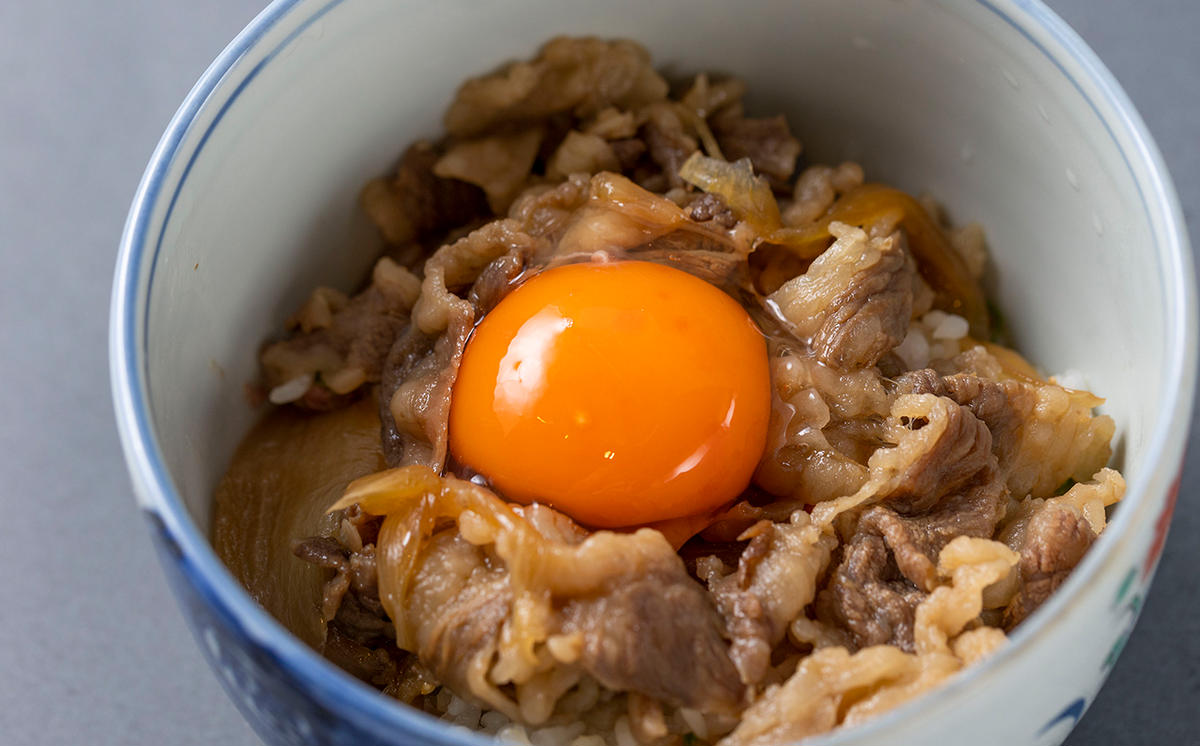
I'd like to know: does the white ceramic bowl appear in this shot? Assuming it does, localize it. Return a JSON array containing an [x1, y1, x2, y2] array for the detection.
[[111, 1, 1197, 745]]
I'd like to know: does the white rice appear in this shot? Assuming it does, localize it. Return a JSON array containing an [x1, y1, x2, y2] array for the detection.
[[895, 310, 971, 370], [267, 373, 312, 404], [930, 312, 969, 340], [894, 328, 931, 370], [613, 716, 637, 746], [446, 693, 482, 723], [531, 723, 587, 746], [450, 686, 630, 746], [496, 724, 533, 745]]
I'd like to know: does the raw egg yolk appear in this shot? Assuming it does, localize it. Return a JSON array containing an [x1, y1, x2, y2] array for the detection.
[[448, 260, 770, 528]]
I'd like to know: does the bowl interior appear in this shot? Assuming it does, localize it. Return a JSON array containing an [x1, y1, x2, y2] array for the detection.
[[141, 0, 1171, 535], [126, 0, 1187, 741]]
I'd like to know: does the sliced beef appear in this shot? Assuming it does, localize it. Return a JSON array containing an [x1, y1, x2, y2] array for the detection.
[[341, 500, 382, 548], [405, 531, 514, 701], [507, 173, 591, 243], [817, 394, 1007, 649], [627, 234, 747, 289], [808, 238, 913, 371], [260, 258, 422, 407], [610, 137, 648, 171], [858, 397, 1007, 593], [753, 350, 894, 509], [688, 192, 738, 228], [545, 130, 620, 180], [378, 221, 542, 468], [325, 469, 746, 717], [897, 370, 1026, 470], [707, 516, 834, 685], [548, 172, 729, 259], [293, 536, 352, 622], [519, 525, 745, 714], [897, 366, 1115, 500], [322, 627, 406, 688], [582, 106, 639, 139], [1003, 502, 1096, 628], [679, 537, 752, 579], [293, 535, 348, 570], [360, 141, 490, 245], [467, 247, 528, 315], [855, 477, 1007, 594], [784, 165, 838, 226], [296, 517, 506, 704], [326, 586, 393, 647], [769, 224, 914, 371], [642, 104, 698, 188], [809, 393, 1000, 527], [560, 569, 744, 712], [293, 534, 390, 643], [712, 109, 801, 188], [378, 327, 452, 468], [817, 532, 925, 651], [433, 126, 544, 213], [877, 393, 997, 516], [442, 37, 669, 138]]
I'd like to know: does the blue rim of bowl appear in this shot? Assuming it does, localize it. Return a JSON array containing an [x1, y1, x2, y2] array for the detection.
[[110, 0, 1197, 743]]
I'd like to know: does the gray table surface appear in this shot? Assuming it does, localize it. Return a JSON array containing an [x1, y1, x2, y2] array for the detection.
[[1, 1, 1196, 744]]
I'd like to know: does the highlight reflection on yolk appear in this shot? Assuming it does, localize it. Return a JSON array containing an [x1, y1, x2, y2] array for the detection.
[[448, 260, 771, 528]]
